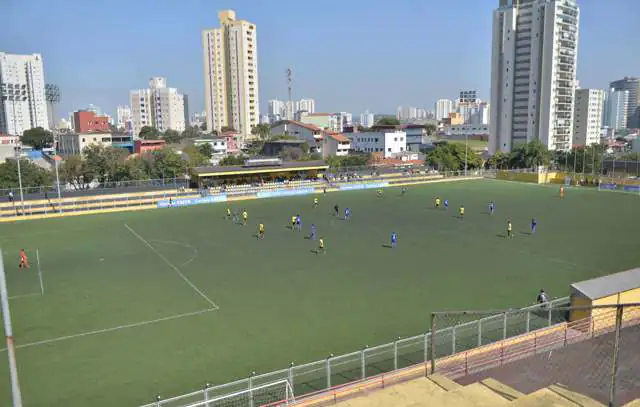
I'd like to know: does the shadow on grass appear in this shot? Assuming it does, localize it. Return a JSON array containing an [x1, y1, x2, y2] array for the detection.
[[381, 244, 394, 249], [496, 234, 506, 238]]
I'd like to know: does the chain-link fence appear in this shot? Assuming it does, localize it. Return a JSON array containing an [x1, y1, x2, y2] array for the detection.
[[432, 303, 640, 406], [139, 298, 569, 407]]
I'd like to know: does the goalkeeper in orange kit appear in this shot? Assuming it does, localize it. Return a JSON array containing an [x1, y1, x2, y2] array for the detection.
[[19, 249, 30, 269]]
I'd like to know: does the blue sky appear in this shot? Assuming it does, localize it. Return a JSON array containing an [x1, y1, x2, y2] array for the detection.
[[1, 0, 638, 120]]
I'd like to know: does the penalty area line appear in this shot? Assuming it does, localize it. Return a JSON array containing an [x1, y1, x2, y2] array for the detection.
[[0, 308, 217, 352], [124, 223, 219, 310]]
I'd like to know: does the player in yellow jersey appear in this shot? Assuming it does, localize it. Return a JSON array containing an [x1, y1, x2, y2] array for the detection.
[[291, 215, 297, 231], [435, 196, 441, 208], [226, 207, 232, 220], [507, 220, 513, 238], [242, 210, 248, 226], [258, 223, 265, 239], [459, 205, 465, 219], [317, 238, 325, 254]]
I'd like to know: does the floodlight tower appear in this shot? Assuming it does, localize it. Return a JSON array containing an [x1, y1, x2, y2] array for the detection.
[[45, 84, 61, 146]]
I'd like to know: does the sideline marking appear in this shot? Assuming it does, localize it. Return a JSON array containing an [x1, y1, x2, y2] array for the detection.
[[8, 292, 41, 300], [124, 223, 219, 309], [0, 308, 217, 352]]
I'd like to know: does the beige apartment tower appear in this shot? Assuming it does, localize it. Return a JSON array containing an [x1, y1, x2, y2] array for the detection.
[[203, 10, 259, 136]]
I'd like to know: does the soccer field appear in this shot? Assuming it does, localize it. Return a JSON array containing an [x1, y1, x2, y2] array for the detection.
[[0, 180, 638, 406]]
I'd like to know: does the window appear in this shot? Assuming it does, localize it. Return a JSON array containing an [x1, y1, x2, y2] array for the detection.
[[387, 148, 391, 152]]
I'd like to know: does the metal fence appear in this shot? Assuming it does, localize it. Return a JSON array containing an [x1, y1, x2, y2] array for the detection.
[[431, 303, 640, 407], [139, 297, 569, 407]]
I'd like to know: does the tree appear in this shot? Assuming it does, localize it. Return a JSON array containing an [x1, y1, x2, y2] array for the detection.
[[374, 117, 400, 126], [426, 142, 482, 171], [219, 155, 246, 166], [163, 129, 182, 144], [22, 127, 54, 150], [182, 145, 210, 167], [139, 126, 160, 140], [59, 155, 93, 190], [200, 122, 207, 132], [83, 145, 129, 183], [181, 126, 202, 139], [124, 156, 152, 181], [197, 143, 213, 159], [508, 140, 550, 169], [357, 125, 371, 132], [326, 153, 371, 168], [150, 148, 187, 179], [425, 123, 437, 136], [251, 123, 271, 140], [0, 159, 52, 189], [486, 151, 510, 169]]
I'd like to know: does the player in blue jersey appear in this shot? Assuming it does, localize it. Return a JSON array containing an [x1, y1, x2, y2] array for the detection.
[[310, 224, 317, 240], [295, 214, 302, 231], [344, 207, 351, 220], [530, 218, 537, 235], [489, 201, 495, 215], [391, 232, 398, 248], [444, 199, 449, 209]]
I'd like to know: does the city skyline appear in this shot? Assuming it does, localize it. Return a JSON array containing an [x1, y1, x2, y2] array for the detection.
[[1, 0, 639, 123]]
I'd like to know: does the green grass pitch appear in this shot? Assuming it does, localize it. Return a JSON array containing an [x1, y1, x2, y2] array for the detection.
[[0, 180, 639, 406]]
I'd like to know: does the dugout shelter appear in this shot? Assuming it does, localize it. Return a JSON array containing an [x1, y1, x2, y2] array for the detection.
[[569, 267, 640, 323], [191, 158, 329, 188]]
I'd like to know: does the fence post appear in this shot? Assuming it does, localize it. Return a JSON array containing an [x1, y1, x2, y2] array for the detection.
[[393, 337, 399, 371], [503, 312, 508, 340], [526, 311, 531, 333], [203, 383, 211, 407], [548, 306, 552, 326], [326, 354, 333, 389], [478, 318, 482, 347], [452, 326, 456, 355], [249, 371, 256, 407], [609, 305, 624, 407], [430, 314, 436, 374], [423, 334, 429, 377], [288, 362, 295, 392], [361, 346, 367, 380]]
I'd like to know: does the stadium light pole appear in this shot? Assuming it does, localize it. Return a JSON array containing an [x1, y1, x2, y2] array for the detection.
[[0, 250, 24, 407], [464, 132, 468, 176], [14, 146, 25, 215], [54, 155, 62, 212]]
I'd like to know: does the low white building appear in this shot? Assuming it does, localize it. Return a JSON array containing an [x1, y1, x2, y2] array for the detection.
[[322, 132, 350, 158], [194, 138, 227, 155], [444, 124, 489, 138], [271, 120, 323, 145], [349, 130, 406, 158], [58, 132, 112, 156]]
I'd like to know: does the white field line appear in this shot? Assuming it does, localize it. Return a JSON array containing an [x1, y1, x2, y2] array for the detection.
[[0, 308, 217, 352], [124, 224, 219, 310], [8, 292, 41, 300], [147, 239, 200, 268], [37, 248, 44, 295]]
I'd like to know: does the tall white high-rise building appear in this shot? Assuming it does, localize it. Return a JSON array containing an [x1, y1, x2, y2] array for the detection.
[[203, 10, 259, 136], [0, 53, 49, 135], [268, 99, 285, 122], [604, 89, 629, 130], [435, 99, 454, 121], [116, 105, 132, 130], [360, 110, 375, 128], [489, 0, 579, 153], [296, 98, 315, 115], [130, 77, 185, 136], [572, 88, 605, 147]]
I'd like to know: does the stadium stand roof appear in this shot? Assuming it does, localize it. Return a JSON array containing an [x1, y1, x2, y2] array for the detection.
[[570, 268, 640, 300], [192, 160, 328, 177]]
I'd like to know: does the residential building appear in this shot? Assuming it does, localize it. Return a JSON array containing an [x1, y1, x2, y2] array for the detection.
[[58, 132, 112, 156], [301, 113, 339, 132], [335, 112, 352, 131], [360, 110, 375, 128], [202, 10, 259, 136], [0, 53, 49, 135], [73, 110, 110, 133], [442, 112, 464, 126], [270, 120, 323, 151], [221, 130, 241, 152], [268, 99, 285, 122], [116, 105, 132, 130], [435, 99, 454, 121], [322, 132, 350, 158], [296, 98, 315, 115], [404, 125, 427, 151], [348, 130, 407, 158], [134, 139, 166, 154], [470, 102, 491, 125], [609, 77, 639, 128], [130, 77, 186, 136], [604, 89, 629, 130], [190, 111, 206, 128], [183, 94, 189, 130], [489, 0, 580, 153], [459, 90, 478, 103], [572, 88, 605, 147]]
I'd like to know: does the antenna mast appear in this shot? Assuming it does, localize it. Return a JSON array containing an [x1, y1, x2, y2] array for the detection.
[[286, 68, 293, 119]]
